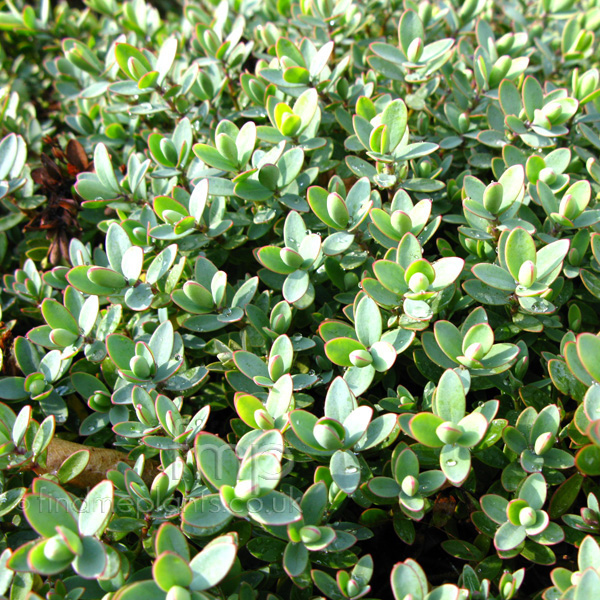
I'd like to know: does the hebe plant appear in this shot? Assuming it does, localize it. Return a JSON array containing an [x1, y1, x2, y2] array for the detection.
[[2, 0, 600, 598]]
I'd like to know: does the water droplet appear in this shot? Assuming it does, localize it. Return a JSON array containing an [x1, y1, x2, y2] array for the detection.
[[358, 283, 363, 289], [292, 333, 302, 341], [289, 237, 295, 243], [308, 370, 315, 376], [446, 459, 457, 467], [528, 300, 546, 313], [197, 327, 204, 332], [345, 466, 359, 474], [223, 308, 232, 316]]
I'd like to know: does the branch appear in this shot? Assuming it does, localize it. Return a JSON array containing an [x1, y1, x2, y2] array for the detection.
[[32, 438, 160, 488]]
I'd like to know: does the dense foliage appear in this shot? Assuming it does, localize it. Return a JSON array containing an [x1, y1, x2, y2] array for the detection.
[[1, 0, 600, 598]]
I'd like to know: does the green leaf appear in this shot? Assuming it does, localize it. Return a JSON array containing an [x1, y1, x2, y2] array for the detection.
[[549, 473, 583, 519], [369, 476, 401, 498], [146, 244, 177, 286], [471, 263, 516, 291], [504, 228, 536, 281], [463, 279, 512, 306], [522, 76, 544, 121], [283, 542, 309, 577], [398, 10, 425, 58], [308, 186, 340, 228], [153, 552, 192, 592], [72, 536, 107, 578], [409, 413, 444, 447], [352, 297, 383, 351], [277, 148, 304, 188], [370, 341, 397, 372], [115, 43, 152, 81], [381, 99, 407, 151], [495, 521, 526, 551], [325, 338, 367, 367], [576, 445, 600, 475], [121, 246, 143, 283], [431, 257, 464, 290], [79, 480, 113, 536], [256, 246, 297, 275], [182, 494, 232, 535], [57, 450, 90, 483], [78, 295, 99, 336], [293, 88, 318, 131], [440, 444, 471, 485], [577, 333, 600, 383], [0, 488, 26, 518], [481, 494, 509, 524], [31, 415, 55, 456], [536, 239, 570, 284], [355, 413, 398, 451], [195, 433, 239, 488], [435, 369, 466, 423], [433, 321, 462, 361], [41, 299, 79, 334], [88, 267, 126, 291], [330, 450, 361, 493], [0, 134, 18, 180], [94, 143, 120, 193], [193, 143, 236, 172], [373, 260, 407, 295], [312, 569, 345, 600], [148, 320, 174, 368], [106, 334, 135, 371], [248, 491, 302, 525], [234, 351, 269, 380], [463, 323, 494, 357], [499, 79, 522, 116], [498, 165, 525, 208], [324, 376, 357, 423], [23, 493, 79, 538], [518, 473, 546, 510], [0, 377, 28, 400], [390, 559, 428, 600], [238, 450, 282, 496], [283, 270, 309, 303], [574, 570, 600, 600], [27, 539, 74, 575], [113, 581, 165, 600]]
